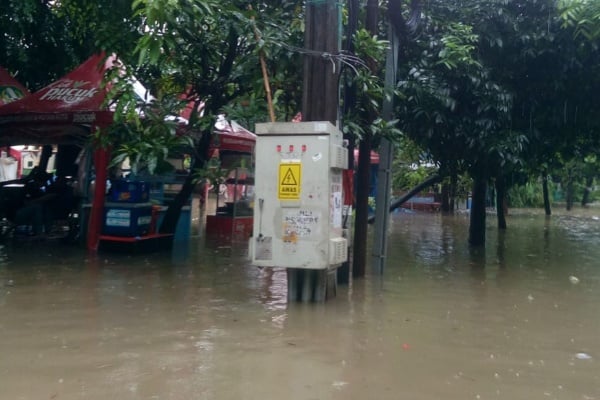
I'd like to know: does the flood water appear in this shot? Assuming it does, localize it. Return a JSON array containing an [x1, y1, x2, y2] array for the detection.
[[1, 208, 599, 400]]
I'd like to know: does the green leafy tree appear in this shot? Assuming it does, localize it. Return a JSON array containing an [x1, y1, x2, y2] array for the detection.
[[111, 0, 305, 234], [395, 0, 600, 243], [397, 4, 514, 245], [0, 0, 141, 88]]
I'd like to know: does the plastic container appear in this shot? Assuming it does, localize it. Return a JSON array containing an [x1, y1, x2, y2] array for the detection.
[[110, 180, 150, 203], [102, 202, 153, 237]]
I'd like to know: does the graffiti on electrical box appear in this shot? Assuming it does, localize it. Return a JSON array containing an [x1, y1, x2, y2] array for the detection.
[[282, 209, 321, 242]]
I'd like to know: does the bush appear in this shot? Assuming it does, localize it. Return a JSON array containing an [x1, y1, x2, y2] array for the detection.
[[508, 181, 548, 208]]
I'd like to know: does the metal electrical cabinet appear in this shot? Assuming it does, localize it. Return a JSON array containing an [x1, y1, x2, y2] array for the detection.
[[250, 121, 348, 269]]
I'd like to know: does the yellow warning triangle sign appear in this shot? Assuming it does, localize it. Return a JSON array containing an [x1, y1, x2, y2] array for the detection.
[[281, 167, 297, 185]]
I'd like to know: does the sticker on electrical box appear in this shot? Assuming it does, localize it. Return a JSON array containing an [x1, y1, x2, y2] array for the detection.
[[278, 162, 301, 200], [255, 236, 273, 260]]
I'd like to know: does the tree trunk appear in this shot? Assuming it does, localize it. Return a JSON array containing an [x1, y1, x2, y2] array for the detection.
[[441, 181, 451, 213], [581, 176, 593, 207], [566, 178, 574, 211], [159, 132, 211, 235], [469, 173, 487, 246], [352, 0, 378, 278], [159, 173, 195, 234], [542, 171, 551, 216], [495, 175, 507, 230], [450, 168, 457, 212]]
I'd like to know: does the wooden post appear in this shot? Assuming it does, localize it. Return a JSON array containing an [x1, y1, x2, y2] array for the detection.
[[249, 5, 276, 122]]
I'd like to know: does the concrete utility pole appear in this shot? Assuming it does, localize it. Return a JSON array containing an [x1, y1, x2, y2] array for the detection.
[[292, 0, 340, 301], [302, 0, 340, 125]]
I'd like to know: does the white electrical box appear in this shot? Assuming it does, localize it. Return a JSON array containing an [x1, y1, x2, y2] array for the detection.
[[250, 121, 348, 269]]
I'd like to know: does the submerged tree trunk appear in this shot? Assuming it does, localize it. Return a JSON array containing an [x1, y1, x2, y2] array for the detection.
[[159, 132, 211, 235], [495, 175, 507, 230], [353, 0, 378, 278], [566, 178, 574, 211], [542, 171, 551, 216], [441, 181, 451, 213], [159, 173, 195, 234], [469, 173, 487, 246], [450, 171, 457, 212], [581, 176, 593, 207]]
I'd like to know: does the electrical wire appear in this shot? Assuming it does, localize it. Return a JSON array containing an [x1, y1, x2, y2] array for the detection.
[[273, 41, 370, 76]]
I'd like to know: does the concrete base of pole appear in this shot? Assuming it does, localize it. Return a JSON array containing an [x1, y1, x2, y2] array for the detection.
[[287, 268, 338, 302]]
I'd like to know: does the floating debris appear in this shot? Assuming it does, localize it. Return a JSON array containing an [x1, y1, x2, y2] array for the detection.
[[569, 276, 580, 284], [575, 352, 592, 360], [332, 381, 348, 389]]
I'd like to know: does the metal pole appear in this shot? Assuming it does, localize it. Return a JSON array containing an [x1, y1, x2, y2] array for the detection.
[[371, 28, 398, 273]]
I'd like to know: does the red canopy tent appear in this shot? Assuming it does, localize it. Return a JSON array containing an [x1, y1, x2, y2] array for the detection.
[[0, 67, 32, 177], [0, 53, 115, 146], [0, 67, 30, 106], [0, 53, 115, 250]]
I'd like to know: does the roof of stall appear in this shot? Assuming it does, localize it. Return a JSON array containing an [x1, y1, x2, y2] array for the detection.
[[0, 54, 256, 154], [211, 119, 256, 155], [0, 53, 115, 146], [0, 67, 30, 106]]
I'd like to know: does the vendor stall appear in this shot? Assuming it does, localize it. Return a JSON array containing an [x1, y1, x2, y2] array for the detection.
[[205, 120, 256, 244], [0, 54, 115, 248]]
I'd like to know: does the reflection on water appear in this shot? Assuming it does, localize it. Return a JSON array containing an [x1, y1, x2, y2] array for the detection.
[[1, 210, 600, 399]]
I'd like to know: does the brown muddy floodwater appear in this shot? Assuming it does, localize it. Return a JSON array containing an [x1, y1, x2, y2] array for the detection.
[[1, 208, 599, 400]]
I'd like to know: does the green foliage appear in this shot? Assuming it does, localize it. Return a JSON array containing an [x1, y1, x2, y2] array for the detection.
[[5, 0, 600, 220], [436, 23, 482, 70], [101, 0, 305, 175], [0, 0, 78, 88], [0, 0, 141, 89], [397, 1, 514, 181], [104, 104, 194, 176], [342, 30, 402, 141], [393, 164, 437, 193], [129, 0, 304, 121], [55, 0, 141, 57], [221, 95, 268, 134], [559, 0, 600, 39], [99, 63, 195, 175], [508, 181, 548, 208], [391, 136, 437, 192]]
